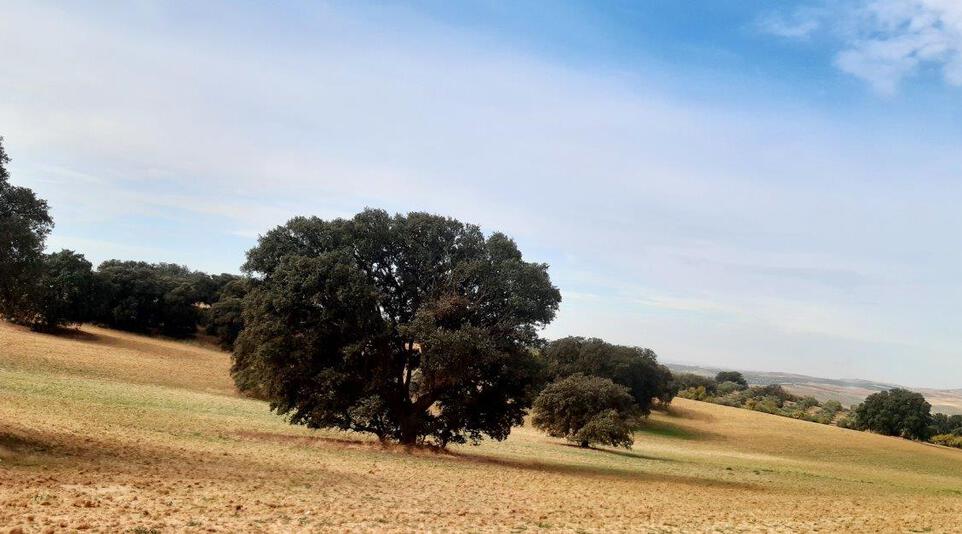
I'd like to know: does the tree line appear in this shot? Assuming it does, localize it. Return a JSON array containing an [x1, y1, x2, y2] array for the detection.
[[675, 370, 962, 446], [0, 136, 677, 450], [9, 134, 958, 452]]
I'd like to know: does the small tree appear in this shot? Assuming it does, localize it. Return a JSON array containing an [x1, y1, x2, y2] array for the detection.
[[540, 337, 676, 414], [27, 250, 96, 329], [673, 373, 717, 394], [0, 137, 54, 322], [532, 374, 637, 448], [715, 371, 747, 387], [853, 388, 932, 440], [715, 381, 744, 396]]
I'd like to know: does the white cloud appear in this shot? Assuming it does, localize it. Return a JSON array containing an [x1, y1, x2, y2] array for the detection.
[[757, 9, 823, 39], [764, 0, 962, 94], [3, 2, 962, 385]]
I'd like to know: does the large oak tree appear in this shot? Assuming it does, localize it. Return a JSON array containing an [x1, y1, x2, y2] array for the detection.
[[0, 137, 54, 322], [233, 209, 561, 446]]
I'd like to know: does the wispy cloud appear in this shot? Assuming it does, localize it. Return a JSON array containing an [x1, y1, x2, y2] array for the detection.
[[761, 0, 962, 94], [756, 8, 823, 39], [3, 2, 962, 386]]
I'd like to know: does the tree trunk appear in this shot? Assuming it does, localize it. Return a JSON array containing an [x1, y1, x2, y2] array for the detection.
[[580, 440, 590, 448]]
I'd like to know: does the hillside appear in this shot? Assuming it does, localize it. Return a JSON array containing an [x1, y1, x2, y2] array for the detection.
[[3, 323, 962, 532], [668, 362, 962, 415]]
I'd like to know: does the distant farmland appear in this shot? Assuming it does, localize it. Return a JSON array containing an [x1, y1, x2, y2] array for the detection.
[[3, 322, 962, 532], [668, 363, 962, 415]]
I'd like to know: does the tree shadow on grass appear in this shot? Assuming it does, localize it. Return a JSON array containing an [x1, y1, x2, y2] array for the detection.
[[656, 403, 717, 422], [558, 443, 679, 462], [447, 448, 760, 491], [634, 418, 723, 442]]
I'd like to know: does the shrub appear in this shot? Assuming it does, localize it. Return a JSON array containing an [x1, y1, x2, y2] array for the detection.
[[715, 381, 744, 396], [677, 386, 711, 401], [673, 373, 717, 394], [540, 337, 676, 414], [715, 371, 748, 387], [930, 413, 962, 436], [532, 374, 637, 448], [931, 434, 962, 449]]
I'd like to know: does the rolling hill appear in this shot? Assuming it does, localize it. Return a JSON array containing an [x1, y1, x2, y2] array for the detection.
[[2, 322, 962, 532], [667, 362, 962, 415]]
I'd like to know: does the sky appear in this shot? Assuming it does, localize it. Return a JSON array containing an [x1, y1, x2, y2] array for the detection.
[[2, 0, 962, 387]]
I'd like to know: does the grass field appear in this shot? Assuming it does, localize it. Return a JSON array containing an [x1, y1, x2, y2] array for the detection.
[[2, 322, 962, 532]]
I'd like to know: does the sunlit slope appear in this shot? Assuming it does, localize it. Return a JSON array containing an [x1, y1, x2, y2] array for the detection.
[[2, 322, 961, 532]]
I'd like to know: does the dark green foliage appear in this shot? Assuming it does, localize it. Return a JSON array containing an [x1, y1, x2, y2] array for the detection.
[[930, 413, 962, 436], [192, 273, 241, 307], [673, 372, 717, 394], [852, 388, 932, 440], [532, 374, 636, 448], [715, 380, 744, 396], [0, 137, 54, 322], [811, 399, 844, 424], [540, 337, 676, 415], [26, 250, 96, 329], [205, 277, 250, 350], [678, 381, 852, 425], [233, 209, 561, 446], [715, 371, 748, 387], [94, 261, 217, 337], [748, 384, 795, 403]]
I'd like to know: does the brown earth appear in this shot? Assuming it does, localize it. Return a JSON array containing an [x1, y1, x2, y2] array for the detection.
[[2, 322, 962, 532]]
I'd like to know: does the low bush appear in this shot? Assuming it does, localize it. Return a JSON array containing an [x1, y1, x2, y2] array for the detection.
[[533, 374, 637, 448], [931, 434, 962, 448]]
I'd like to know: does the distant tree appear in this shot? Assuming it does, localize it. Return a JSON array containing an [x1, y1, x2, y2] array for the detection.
[[812, 399, 844, 424], [233, 210, 561, 446], [26, 250, 96, 329], [715, 381, 743, 396], [205, 277, 250, 350], [540, 337, 676, 414], [715, 371, 748, 387], [532, 374, 637, 448], [853, 388, 932, 440], [0, 137, 54, 322], [191, 272, 241, 305], [677, 385, 712, 402], [930, 413, 962, 437], [747, 384, 795, 404], [94, 261, 205, 337], [673, 372, 717, 394]]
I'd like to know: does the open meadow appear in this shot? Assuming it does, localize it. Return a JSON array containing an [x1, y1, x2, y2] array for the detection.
[[2, 321, 962, 533]]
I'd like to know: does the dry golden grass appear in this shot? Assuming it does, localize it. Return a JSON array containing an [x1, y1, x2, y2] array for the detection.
[[2, 321, 962, 533]]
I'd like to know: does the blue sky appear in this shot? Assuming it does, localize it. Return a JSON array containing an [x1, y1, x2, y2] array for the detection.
[[3, 1, 962, 386]]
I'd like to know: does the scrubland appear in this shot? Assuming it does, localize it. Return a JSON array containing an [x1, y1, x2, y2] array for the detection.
[[2, 322, 962, 532]]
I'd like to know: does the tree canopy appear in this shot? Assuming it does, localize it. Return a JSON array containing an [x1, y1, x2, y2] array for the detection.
[[0, 137, 54, 322], [853, 388, 932, 440], [532, 374, 637, 448], [233, 209, 561, 446], [715, 371, 747, 387], [539, 336, 675, 414], [27, 250, 96, 329], [94, 261, 223, 337]]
